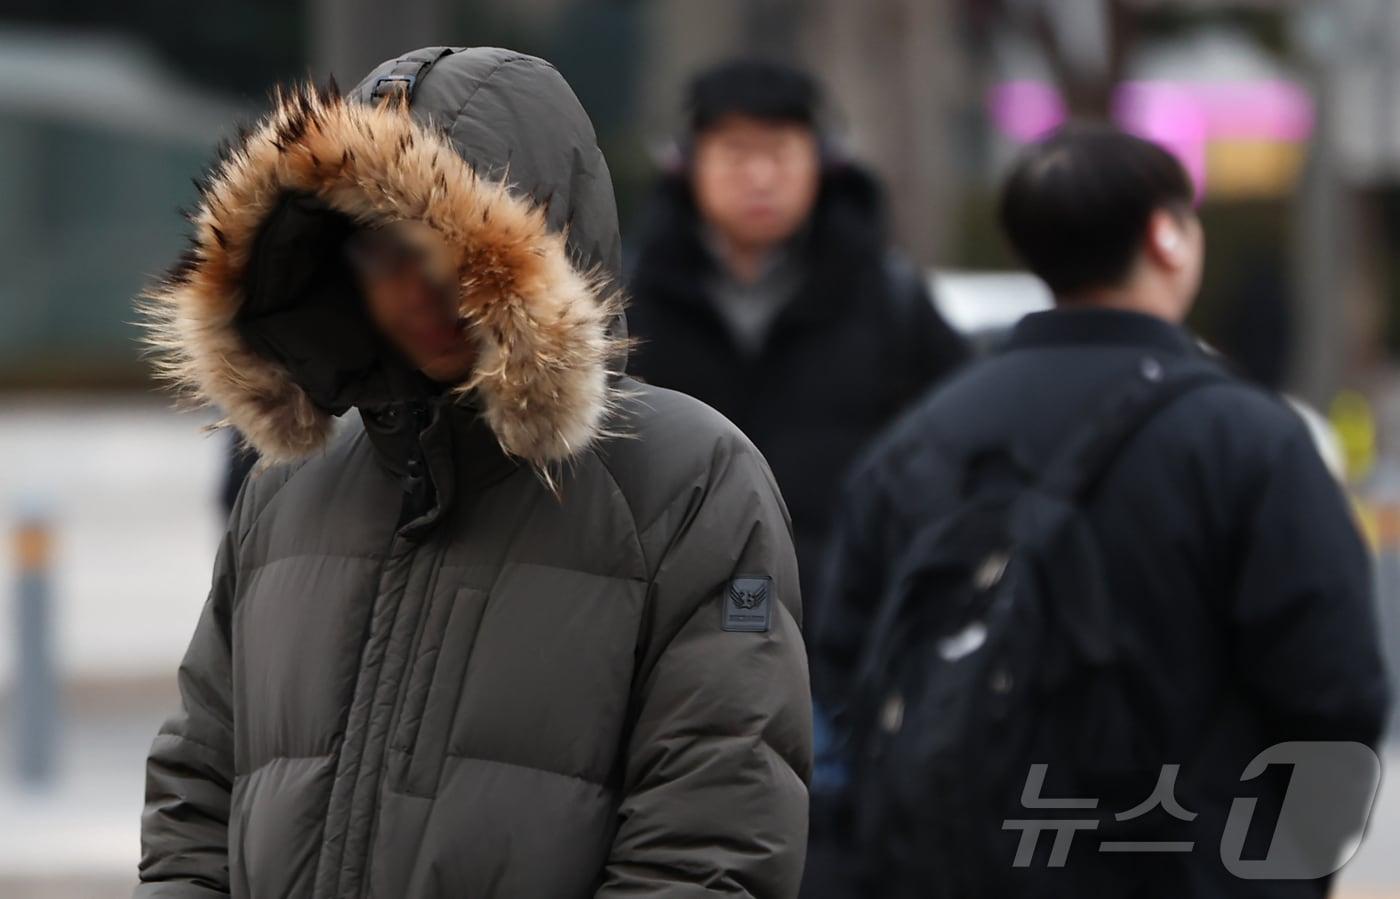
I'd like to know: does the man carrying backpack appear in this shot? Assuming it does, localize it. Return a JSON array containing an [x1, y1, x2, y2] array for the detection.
[[810, 123, 1391, 898]]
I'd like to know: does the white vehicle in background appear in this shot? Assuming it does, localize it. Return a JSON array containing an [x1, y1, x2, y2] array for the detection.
[[931, 270, 1054, 353]]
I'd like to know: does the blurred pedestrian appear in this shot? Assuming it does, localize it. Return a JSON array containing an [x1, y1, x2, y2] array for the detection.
[[135, 47, 811, 897], [626, 59, 969, 603], [813, 124, 1390, 897]]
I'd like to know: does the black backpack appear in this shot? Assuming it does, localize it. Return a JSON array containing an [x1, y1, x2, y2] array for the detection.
[[844, 360, 1226, 897]]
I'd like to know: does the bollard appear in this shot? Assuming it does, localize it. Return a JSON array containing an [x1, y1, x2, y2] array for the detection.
[[13, 511, 57, 787]]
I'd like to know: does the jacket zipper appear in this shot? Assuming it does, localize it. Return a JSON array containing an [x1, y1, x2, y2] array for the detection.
[[321, 399, 435, 899], [347, 399, 435, 899]]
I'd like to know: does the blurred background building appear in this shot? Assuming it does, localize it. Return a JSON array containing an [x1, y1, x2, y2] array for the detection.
[[3, 0, 1400, 895]]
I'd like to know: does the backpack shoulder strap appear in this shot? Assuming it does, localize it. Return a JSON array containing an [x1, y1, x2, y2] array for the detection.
[[1038, 358, 1229, 502]]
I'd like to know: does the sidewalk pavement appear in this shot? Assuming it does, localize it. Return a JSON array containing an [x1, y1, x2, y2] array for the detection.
[[0, 677, 172, 896]]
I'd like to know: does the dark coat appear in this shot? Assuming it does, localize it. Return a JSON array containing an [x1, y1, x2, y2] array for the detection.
[[625, 164, 969, 592], [136, 47, 811, 898], [813, 307, 1390, 898]]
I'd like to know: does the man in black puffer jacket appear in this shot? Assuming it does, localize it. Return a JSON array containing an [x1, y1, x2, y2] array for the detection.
[[135, 47, 811, 898], [626, 60, 969, 603]]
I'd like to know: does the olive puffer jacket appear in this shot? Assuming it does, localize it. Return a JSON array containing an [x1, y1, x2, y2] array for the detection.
[[135, 47, 812, 899]]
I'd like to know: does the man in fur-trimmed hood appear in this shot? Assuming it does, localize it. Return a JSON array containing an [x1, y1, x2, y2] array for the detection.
[[135, 47, 811, 898]]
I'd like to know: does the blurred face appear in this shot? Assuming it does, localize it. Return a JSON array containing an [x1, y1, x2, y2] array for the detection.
[[349, 228, 476, 383], [691, 115, 822, 252]]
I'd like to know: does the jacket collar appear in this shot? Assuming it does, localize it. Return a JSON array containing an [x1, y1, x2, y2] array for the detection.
[[1003, 307, 1199, 357], [361, 397, 520, 495]]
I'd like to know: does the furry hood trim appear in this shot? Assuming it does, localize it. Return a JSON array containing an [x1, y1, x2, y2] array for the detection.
[[140, 77, 626, 470]]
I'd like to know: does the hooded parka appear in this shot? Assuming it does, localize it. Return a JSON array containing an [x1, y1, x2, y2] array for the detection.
[[135, 47, 811, 899]]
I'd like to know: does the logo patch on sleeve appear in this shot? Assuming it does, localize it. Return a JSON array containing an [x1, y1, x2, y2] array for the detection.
[[723, 576, 773, 633]]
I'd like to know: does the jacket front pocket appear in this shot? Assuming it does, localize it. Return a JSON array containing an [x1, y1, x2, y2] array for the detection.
[[446, 564, 647, 784], [390, 586, 490, 796]]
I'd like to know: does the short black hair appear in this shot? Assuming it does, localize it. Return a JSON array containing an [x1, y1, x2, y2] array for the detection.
[[998, 123, 1194, 296], [685, 59, 822, 135]]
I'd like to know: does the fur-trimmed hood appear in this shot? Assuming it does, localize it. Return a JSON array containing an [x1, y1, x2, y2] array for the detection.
[[141, 47, 627, 469]]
